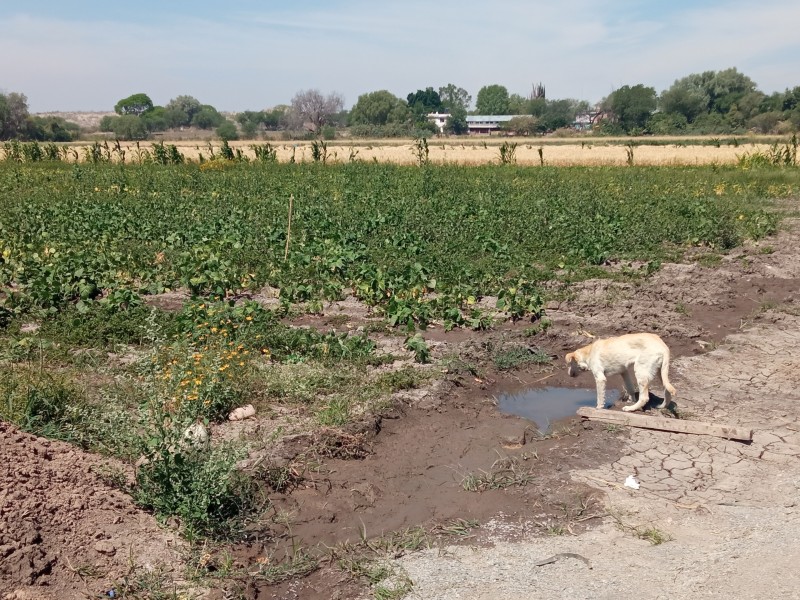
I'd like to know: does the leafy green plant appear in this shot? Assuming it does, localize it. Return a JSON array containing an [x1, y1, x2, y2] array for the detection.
[[404, 333, 430, 363]]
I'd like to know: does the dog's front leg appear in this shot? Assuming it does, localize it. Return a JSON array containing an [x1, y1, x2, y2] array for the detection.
[[593, 373, 607, 409]]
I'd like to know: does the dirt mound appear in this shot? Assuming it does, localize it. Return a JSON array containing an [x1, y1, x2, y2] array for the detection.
[[0, 422, 185, 599]]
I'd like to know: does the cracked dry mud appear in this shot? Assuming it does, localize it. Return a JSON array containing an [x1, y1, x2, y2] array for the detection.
[[394, 221, 800, 600]]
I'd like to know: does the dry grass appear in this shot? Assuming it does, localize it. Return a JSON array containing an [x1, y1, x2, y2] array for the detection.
[[57, 136, 789, 166]]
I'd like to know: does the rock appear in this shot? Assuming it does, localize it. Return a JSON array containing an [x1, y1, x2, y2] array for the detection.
[[94, 540, 116, 556]]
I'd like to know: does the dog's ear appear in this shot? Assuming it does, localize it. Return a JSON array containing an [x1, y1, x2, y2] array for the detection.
[[565, 352, 574, 364]]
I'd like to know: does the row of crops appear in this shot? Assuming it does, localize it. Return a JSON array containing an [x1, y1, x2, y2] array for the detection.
[[0, 161, 795, 329]]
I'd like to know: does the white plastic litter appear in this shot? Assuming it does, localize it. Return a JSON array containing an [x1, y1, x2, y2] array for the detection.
[[624, 475, 641, 490], [228, 404, 256, 421]]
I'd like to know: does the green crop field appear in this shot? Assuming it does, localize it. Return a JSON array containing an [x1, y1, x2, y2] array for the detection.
[[0, 154, 798, 543], [1, 160, 794, 328]]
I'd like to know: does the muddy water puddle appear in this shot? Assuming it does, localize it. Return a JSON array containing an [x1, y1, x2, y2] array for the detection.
[[497, 386, 620, 432]]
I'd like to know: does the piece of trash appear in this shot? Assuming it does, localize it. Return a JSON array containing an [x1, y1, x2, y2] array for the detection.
[[624, 475, 640, 490], [184, 422, 209, 447], [229, 404, 256, 421]]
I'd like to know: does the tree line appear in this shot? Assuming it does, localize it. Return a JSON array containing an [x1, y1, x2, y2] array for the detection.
[[2, 66, 799, 141]]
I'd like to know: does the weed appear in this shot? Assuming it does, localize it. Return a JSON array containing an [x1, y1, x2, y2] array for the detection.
[[636, 526, 672, 545], [493, 345, 551, 371], [316, 396, 351, 426], [498, 142, 518, 165], [696, 252, 722, 267], [412, 137, 429, 166], [461, 454, 536, 492], [404, 333, 430, 363], [523, 317, 552, 337], [375, 366, 426, 392]]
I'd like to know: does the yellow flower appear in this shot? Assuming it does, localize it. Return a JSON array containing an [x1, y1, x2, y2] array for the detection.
[[211, 327, 218, 333], [245, 316, 253, 321]]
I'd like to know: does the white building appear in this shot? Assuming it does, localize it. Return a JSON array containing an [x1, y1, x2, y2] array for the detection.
[[427, 112, 451, 133]]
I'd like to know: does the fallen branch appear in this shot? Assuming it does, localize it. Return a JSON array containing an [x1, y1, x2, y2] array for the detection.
[[577, 407, 753, 442]]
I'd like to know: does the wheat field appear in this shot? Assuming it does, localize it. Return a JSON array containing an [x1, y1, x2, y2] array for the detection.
[[60, 136, 788, 166]]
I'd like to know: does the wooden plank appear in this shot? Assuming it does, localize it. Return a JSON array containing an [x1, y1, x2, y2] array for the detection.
[[577, 407, 753, 442]]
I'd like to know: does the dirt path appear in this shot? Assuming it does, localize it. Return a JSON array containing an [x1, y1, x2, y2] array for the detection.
[[392, 220, 800, 599]]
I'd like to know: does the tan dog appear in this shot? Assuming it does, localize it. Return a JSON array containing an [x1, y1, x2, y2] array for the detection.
[[565, 333, 676, 412]]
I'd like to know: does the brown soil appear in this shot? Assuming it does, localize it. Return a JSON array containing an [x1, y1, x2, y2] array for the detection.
[[0, 424, 185, 600], [4, 209, 799, 598]]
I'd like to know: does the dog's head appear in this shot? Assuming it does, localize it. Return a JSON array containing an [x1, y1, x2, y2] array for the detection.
[[565, 351, 583, 378]]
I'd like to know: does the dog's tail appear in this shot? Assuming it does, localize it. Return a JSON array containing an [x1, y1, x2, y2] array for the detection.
[[661, 349, 676, 402]]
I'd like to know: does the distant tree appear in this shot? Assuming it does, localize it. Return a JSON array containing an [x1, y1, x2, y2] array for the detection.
[[528, 97, 547, 117], [476, 85, 510, 115], [236, 111, 265, 137], [606, 84, 657, 132], [291, 89, 344, 133], [0, 92, 30, 139], [114, 93, 154, 116], [505, 115, 540, 135], [350, 90, 409, 126], [25, 115, 79, 141], [191, 105, 224, 129], [445, 105, 468, 135], [99, 115, 118, 132], [507, 93, 530, 115], [165, 95, 202, 127], [438, 84, 471, 112], [647, 112, 688, 135], [407, 87, 443, 121], [659, 81, 708, 124], [216, 120, 239, 141], [141, 106, 169, 132], [111, 115, 148, 140], [540, 98, 587, 131], [707, 67, 757, 114]]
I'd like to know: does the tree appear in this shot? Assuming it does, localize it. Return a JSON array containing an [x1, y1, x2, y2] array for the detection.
[[291, 89, 344, 133], [476, 85, 510, 114], [540, 98, 587, 131], [0, 92, 31, 139], [141, 106, 169, 132], [445, 105, 468, 135], [114, 93, 154, 116], [216, 120, 239, 141], [659, 81, 708, 124], [407, 87, 443, 121], [165, 95, 202, 127], [191, 105, 224, 129], [349, 90, 409, 126], [606, 84, 657, 132], [111, 115, 148, 140], [438, 84, 471, 112], [505, 115, 540, 135], [25, 115, 79, 141], [507, 93, 530, 115]]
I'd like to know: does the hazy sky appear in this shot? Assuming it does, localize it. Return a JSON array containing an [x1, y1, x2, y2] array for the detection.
[[2, 0, 798, 113]]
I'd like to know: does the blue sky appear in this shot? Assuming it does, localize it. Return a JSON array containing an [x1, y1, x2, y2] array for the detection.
[[2, 0, 798, 112]]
